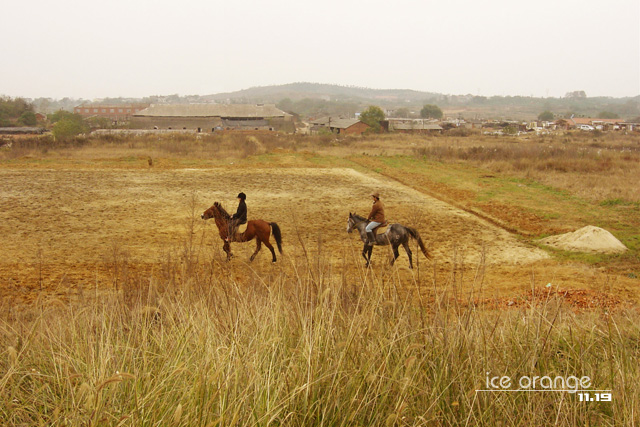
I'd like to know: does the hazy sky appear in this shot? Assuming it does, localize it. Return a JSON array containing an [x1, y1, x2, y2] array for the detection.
[[2, 0, 639, 99]]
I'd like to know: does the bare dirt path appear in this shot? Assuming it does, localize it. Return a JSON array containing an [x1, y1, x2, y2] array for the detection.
[[0, 167, 546, 265]]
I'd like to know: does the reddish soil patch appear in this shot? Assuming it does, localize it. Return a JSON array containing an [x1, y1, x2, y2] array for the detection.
[[484, 287, 626, 311], [473, 201, 552, 236]]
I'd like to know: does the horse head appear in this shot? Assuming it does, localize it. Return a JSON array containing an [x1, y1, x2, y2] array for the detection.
[[201, 202, 231, 221], [347, 212, 368, 233], [201, 204, 216, 220], [347, 212, 361, 233]]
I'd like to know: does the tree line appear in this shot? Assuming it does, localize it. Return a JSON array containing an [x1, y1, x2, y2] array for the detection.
[[0, 96, 92, 140], [0, 97, 37, 127]]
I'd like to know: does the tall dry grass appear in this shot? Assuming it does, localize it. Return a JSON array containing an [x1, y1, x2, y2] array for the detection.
[[1, 219, 638, 426], [408, 132, 640, 202], [0, 132, 311, 163]]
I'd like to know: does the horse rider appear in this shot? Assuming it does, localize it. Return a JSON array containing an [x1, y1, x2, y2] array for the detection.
[[226, 192, 247, 242], [366, 191, 385, 244]]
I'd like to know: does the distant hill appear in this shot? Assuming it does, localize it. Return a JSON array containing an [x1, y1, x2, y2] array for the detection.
[[201, 83, 639, 121], [202, 82, 439, 103], [25, 82, 639, 121]]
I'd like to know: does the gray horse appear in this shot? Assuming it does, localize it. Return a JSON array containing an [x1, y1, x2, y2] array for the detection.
[[347, 213, 432, 268]]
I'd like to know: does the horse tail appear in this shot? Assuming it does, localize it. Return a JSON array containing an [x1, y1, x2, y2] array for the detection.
[[406, 227, 432, 259], [270, 222, 283, 253]]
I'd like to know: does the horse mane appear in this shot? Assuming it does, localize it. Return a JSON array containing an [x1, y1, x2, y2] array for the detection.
[[351, 213, 367, 222], [214, 202, 231, 220]]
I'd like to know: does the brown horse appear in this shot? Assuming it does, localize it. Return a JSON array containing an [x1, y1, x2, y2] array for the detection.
[[201, 202, 283, 262]]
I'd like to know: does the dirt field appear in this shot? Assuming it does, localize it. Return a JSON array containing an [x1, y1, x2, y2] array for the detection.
[[1, 164, 637, 307]]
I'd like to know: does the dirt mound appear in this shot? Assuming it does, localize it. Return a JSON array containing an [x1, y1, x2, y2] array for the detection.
[[540, 226, 627, 254]]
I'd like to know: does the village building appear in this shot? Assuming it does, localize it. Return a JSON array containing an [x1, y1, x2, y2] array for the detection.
[[564, 117, 632, 131], [130, 104, 292, 132], [74, 103, 150, 122], [309, 117, 370, 135], [386, 118, 443, 133], [309, 117, 333, 127], [327, 118, 370, 135]]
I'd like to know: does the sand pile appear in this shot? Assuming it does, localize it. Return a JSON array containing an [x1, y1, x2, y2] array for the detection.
[[540, 226, 627, 254]]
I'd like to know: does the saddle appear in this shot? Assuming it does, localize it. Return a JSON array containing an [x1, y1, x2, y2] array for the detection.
[[228, 221, 248, 242], [370, 220, 389, 236]]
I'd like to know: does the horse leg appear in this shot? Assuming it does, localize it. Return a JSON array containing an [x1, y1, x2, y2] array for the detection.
[[250, 240, 262, 262], [391, 243, 400, 266], [362, 245, 372, 266], [402, 240, 413, 269], [263, 239, 277, 263], [361, 244, 370, 266], [223, 241, 233, 261]]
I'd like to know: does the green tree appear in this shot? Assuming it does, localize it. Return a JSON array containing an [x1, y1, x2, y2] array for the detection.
[[420, 104, 443, 119], [0, 96, 34, 126], [538, 111, 554, 121], [18, 111, 37, 126], [565, 90, 587, 99], [359, 105, 385, 132], [49, 110, 78, 123], [51, 112, 88, 140]]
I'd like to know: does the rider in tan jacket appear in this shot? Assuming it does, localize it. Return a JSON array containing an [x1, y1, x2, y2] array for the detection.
[[366, 192, 385, 244]]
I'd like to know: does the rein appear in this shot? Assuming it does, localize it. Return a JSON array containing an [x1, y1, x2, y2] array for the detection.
[[350, 215, 368, 226]]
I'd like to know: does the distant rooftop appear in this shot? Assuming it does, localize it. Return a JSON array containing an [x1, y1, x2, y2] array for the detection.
[[76, 103, 149, 108], [391, 123, 443, 131], [568, 117, 624, 125], [135, 104, 291, 118], [328, 118, 363, 129]]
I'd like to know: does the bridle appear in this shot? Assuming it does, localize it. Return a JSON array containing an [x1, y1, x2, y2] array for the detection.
[[347, 215, 365, 233]]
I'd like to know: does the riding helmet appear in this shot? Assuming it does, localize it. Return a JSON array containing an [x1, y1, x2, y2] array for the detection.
[[237, 192, 247, 200]]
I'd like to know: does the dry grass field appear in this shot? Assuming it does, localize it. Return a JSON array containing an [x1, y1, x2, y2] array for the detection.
[[1, 164, 553, 304], [3, 131, 637, 307], [1, 131, 639, 425]]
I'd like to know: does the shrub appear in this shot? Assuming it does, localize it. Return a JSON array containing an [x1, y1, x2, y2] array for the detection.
[[52, 118, 88, 141]]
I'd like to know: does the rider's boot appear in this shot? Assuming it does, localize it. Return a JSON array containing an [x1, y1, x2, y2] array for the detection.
[[366, 231, 376, 245]]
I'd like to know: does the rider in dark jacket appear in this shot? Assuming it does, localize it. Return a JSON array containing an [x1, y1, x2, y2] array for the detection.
[[232, 193, 247, 224], [227, 192, 247, 241]]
